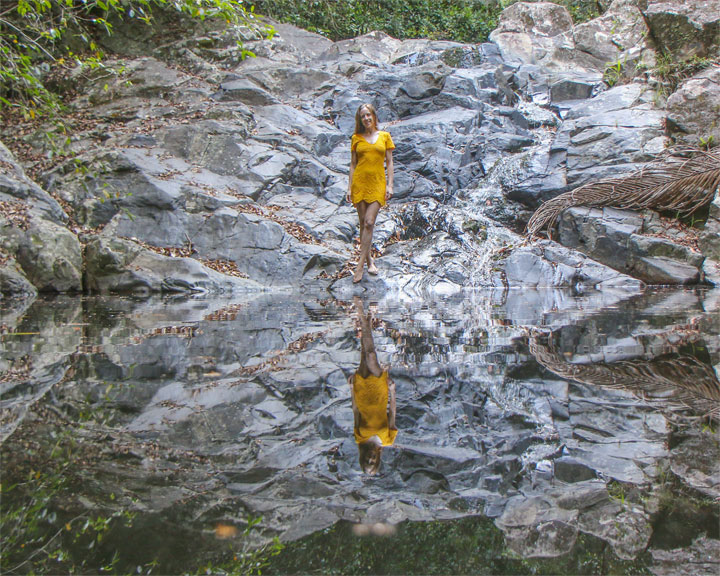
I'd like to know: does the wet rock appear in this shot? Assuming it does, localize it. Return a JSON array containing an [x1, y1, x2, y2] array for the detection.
[[503, 240, 644, 289]]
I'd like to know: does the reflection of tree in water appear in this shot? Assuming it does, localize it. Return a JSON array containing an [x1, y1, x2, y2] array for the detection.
[[528, 330, 720, 421]]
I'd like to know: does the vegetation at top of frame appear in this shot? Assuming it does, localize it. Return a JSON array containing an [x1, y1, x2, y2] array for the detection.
[[249, 0, 604, 43], [0, 0, 270, 119]]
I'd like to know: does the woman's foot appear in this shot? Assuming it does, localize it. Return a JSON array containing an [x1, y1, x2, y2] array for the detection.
[[367, 259, 378, 275], [353, 268, 364, 283]]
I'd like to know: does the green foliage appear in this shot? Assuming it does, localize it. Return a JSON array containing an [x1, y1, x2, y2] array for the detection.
[[698, 135, 714, 149], [251, 0, 500, 43], [0, 0, 267, 119], [649, 52, 719, 98], [251, 0, 603, 43], [603, 57, 626, 87]]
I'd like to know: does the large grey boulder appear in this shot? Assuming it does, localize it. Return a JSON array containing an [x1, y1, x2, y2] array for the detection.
[[699, 194, 720, 285], [489, 2, 575, 69], [0, 258, 37, 301], [644, 0, 720, 60], [558, 207, 704, 285], [84, 234, 263, 295], [573, 0, 654, 75], [666, 65, 720, 149], [504, 239, 644, 289], [0, 143, 82, 293]]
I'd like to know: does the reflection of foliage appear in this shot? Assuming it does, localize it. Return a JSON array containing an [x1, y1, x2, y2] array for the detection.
[[265, 518, 649, 575], [196, 517, 283, 576], [526, 148, 720, 236], [0, 438, 139, 574], [0, 385, 281, 575], [528, 330, 720, 422]]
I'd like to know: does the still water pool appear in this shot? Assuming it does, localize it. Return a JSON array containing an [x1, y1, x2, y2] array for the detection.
[[1, 287, 718, 575]]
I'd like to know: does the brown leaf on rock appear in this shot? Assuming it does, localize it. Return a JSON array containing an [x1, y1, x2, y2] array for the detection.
[[0, 201, 30, 230]]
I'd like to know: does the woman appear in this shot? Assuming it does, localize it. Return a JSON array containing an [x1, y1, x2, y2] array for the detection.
[[347, 103, 395, 283], [349, 298, 397, 475]]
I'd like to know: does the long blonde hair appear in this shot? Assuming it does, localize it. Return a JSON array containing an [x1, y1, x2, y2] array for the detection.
[[354, 103, 378, 135]]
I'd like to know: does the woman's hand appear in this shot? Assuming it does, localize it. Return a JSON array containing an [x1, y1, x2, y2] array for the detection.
[[347, 189, 353, 204], [385, 185, 393, 201]]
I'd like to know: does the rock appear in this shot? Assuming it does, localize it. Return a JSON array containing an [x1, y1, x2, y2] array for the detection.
[[0, 258, 37, 301], [644, 0, 720, 60], [699, 194, 720, 285], [503, 240, 644, 289], [84, 234, 262, 295], [666, 66, 720, 149], [668, 430, 720, 500], [558, 207, 704, 285], [573, 0, 654, 74], [1, 214, 82, 293], [651, 536, 720, 576], [0, 142, 67, 224], [490, 2, 575, 69], [554, 456, 597, 482], [214, 77, 280, 106]]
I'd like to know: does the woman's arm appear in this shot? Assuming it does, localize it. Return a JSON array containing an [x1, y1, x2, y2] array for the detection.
[[347, 150, 358, 203], [385, 149, 394, 200], [349, 374, 360, 428]]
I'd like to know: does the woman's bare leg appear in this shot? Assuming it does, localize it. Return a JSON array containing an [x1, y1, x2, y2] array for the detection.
[[354, 201, 380, 282], [356, 298, 382, 377], [354, 202, 367, 282]]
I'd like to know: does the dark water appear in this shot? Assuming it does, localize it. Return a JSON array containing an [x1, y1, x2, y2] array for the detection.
[[1, 287, 718, 575]]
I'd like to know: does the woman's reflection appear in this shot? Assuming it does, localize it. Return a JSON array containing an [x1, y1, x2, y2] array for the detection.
[[349, 298, 396, 475]]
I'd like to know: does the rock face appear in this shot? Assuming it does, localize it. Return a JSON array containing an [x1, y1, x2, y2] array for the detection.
[[558, 207, 704, 284], [0, 143, 82, 294], [0, 0, 719, 300], [666, 65, 720, 149], [644, 0, 720, 60]]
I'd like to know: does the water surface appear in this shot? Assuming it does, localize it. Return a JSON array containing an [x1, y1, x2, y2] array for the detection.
[[1, 287, 718, 574]]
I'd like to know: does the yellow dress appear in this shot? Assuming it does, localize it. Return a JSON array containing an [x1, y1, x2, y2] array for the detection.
[[353, 371, 397, 446], [350, 131, 395, 206]]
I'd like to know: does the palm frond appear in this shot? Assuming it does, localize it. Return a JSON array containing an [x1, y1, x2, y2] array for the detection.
[[526, 148, 720, 236], [528, 331, 720, 421]]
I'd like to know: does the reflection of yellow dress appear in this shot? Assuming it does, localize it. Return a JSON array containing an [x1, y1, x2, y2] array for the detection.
[[353, 371, 397, 446], [351, 132, 395, 207]]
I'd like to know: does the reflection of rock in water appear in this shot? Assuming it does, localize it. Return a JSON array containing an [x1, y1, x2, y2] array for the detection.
[[528, 329, 720, 421]]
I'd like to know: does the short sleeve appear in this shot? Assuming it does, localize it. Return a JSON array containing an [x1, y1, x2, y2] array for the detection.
[[384, 132, 395, 150], [351, 134, 360, 152]]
